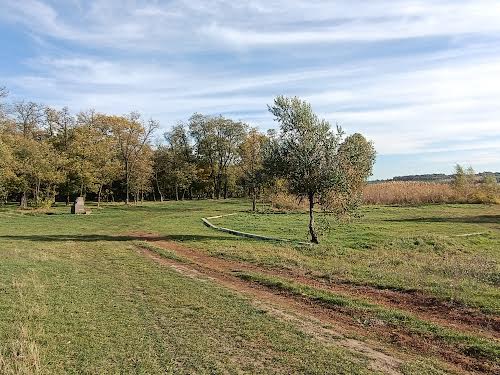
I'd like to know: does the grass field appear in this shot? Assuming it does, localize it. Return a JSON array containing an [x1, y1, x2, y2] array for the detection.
[[0, 200, 498, 374]]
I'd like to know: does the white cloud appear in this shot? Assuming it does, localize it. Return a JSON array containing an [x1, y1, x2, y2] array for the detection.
[[1, 0, 500, 177]]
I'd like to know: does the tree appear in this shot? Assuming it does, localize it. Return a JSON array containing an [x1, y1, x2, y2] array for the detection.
[[267, 96, 375, 243], [164, 124, 197, 200], [106, 113, 158, 204], [480, 174, 499, 203], [152, 145, 170, 202], [12, 101, 44, 138], [0, 87, 8, 123], [10, 133, 66, 208], [239, 128, 267, 211], [189, 114, 247, 199], [130, 145, 154, 204], [321, 133, 376, 216], [452, 164, 475, 201], [0, 131, 17, 202], [68, 122, 120, 206]]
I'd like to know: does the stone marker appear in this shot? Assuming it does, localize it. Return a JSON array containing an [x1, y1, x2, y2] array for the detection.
[[71, 197, 86, 214]]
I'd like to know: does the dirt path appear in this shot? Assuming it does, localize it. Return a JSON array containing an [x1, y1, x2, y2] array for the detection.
[[133, 233, 499, 339], [137, 246, 404, 375], [132, 233, 499, 374]]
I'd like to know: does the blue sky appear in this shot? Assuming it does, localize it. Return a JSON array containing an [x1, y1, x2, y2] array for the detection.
[[1, 0, 499, 179]]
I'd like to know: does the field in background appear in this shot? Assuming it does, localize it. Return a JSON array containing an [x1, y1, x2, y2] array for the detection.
[[363, 182, 455, 205], [0, 200, 499, 374]]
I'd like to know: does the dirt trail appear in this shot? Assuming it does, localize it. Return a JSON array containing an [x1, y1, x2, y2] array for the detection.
[[132, 233, 499, 374], [137, 246, 404, 375], [133, 233, 499, 340]]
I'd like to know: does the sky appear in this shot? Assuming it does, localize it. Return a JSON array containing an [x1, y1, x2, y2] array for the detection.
[[0, 0, 499, 179]]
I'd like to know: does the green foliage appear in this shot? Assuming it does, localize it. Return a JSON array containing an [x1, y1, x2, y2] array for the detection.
[[189, 113, 247, 199], [267, 96, 375, 243]]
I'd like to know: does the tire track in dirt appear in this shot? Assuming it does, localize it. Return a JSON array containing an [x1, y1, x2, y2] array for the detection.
[[132, 233, 499, 374], [136, 246, 404, 375], [131, 233, 499, 340]]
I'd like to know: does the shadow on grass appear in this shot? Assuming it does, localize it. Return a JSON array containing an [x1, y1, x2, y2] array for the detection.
[[384, 215, 500, 224], [0, 234, 234, 242]]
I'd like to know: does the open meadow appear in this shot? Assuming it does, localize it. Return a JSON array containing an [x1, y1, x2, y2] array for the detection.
[[0, 200, 498, 374]]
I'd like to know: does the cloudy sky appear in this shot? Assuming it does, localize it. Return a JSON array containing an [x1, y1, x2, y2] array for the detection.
[[1, 0, 499, 179]]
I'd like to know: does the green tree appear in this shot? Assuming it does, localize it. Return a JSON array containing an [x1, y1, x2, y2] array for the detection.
[[268, 96, 375, 243], [452, 164, 475, 201], [321, 133, 376, 216], [480, 174, 499, 203], [68, 122, 121, 206], [11, 134, 66, 208], [130, 145, 154, 204], [106, 113, 158, 204], [239, 128, 267, 211], [189, 114, 247, 199], [0, 131, 17, 202]]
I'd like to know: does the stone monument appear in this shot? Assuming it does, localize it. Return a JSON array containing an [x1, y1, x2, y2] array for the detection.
[[71, 197, 86, 214]]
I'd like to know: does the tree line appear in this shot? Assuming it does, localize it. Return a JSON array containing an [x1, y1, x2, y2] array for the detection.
[[1, 87, 376, 242]]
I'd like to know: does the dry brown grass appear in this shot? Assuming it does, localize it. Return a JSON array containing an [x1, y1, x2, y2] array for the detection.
[[363, 181, 500, 205], [363, 182, 456, 205], [0, 325, 41, 375], [265, 181, 499, 208]]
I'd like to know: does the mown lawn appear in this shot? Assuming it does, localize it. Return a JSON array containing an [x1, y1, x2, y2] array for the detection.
[[0, 200, 498, 373], [0, 203, 375, 374]]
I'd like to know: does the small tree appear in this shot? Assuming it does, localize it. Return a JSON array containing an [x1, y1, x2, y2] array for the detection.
[[452, 164, 475, 201], [267, 96, 375, 243], [479, 174, 499, 204]]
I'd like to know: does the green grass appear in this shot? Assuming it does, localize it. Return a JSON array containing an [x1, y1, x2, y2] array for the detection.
[[0, 199, 498, 373], [208, 204, 500, 313], [0, 216, 373, 373], [134, 241, 192, 263], [235, 271, 500, 362]]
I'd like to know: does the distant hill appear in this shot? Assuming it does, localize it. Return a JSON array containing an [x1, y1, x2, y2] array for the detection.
[[370, 172, 500, 184]]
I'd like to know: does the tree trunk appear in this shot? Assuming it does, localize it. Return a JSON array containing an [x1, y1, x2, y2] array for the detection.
[[155, 171, 163, 202], [308, 191, 319, 244], [97, 185, 102, 208], [175, 184, 179, 201], [252, 186, 256, 212], [20, 191, 28, 209], [125, 161, 130, 204]]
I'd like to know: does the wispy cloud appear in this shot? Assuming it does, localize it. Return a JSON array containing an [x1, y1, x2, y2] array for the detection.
[[1, 0, 499, 178]]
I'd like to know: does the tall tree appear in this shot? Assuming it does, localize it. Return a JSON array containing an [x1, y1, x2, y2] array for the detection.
[[11, 134, 66, 208], [106, 113, 158, 204], [68, 123, 120, 205], [267, 96, 375, 243], [0, 131, 17, 202], [239, 128, 267, 211], [165, 124, 197, 200], [189, 114, 247, 199], [12, 101, 44, 138]]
